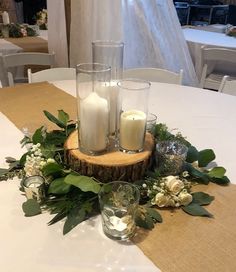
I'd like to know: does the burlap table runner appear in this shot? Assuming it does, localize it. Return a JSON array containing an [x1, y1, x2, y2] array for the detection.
[[4, 36, 48, 53], [1, 82, 236, 271], [0, 82, 76, 132]]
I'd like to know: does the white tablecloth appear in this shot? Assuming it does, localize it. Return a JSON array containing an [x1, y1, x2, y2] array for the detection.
[[0, 38, 22, 55], [1, 81, 236, 271], [183, 28, 236, 79]]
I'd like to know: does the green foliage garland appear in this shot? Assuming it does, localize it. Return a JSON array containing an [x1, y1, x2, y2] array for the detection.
[[0, 110, 230, 234]]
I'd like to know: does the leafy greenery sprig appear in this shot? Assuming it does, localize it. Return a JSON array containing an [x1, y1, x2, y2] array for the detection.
[[0, 110, 231, 233]]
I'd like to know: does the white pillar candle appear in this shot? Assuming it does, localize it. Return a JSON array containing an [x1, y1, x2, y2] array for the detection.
[[97, 81, 119, 135], [2, 11, 10, 25], [119, 110, 146, 151], [80, 92, 109, 152]]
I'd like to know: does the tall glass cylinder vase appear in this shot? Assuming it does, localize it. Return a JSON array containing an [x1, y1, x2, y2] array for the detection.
[[92, 41, 124, 139], [118, 79, 150, 153], [76, 63, 111, 155]]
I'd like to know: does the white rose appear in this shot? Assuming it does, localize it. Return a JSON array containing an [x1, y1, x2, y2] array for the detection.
[[166, 198, 175, 207], [165, 176, 184, 195], [178, 191, 193, 206], [152, 193, 169, 207]]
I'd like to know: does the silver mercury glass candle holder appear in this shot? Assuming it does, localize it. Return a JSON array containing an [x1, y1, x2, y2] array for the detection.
[[155, 141, 188, 176]]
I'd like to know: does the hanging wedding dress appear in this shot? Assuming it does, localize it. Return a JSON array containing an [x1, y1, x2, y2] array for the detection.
[[70, 0, 198, 86]]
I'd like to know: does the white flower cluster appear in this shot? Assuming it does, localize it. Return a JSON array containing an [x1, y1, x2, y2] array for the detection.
[[24, 143, 46, 177], [36, 9, 48, 29], [143, 173, 192, 208]]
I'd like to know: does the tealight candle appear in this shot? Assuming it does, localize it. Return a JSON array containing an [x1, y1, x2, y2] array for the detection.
[[23, 175, 45, 201], [119, 110, 146, 152]]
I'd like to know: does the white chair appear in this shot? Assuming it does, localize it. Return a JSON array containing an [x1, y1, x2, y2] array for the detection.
[[0, 52, 55, 86], [199, 46, 236, 91], [219, 75, 236, 96], [123, 68, 184, 85], [28, 68, 76, 83]]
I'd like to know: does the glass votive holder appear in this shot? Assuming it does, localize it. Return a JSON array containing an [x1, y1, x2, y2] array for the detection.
[[155, 141, 188, 176], [146, 113, 157, 132], [118, 79, 150, 153], [98, 181, 140, 241], [23, 175, 45, 201], [76, 63, 111, 155]]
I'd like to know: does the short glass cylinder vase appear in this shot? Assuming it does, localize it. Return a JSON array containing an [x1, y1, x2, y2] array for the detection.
[[23, 175, 45, 201], [76, 63, 111, 155], [155, 141, 188, 176], [92, 41, 124, 138], [98, 181, 140, 241], [118, 79, 150, 153]]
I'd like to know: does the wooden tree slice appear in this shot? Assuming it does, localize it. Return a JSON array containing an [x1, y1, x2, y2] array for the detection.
[[64, 131, 155, 182]]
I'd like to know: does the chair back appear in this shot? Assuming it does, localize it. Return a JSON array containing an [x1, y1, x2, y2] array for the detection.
[[0, 52, 55, 86], [28, 67, 76, 83], [123, 68, 184, 85], [219, 75, 236, 96], [174, 2, 190, 25], [200, 46, 236, 89]]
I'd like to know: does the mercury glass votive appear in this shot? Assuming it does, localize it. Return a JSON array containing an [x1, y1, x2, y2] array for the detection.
[[155, 141, 188, 175], [118, 79, 150, 153], [98, 181, 140, 241], [23, 175, 45, 201]]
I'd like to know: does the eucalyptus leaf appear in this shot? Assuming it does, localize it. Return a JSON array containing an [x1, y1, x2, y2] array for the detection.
[[43, 110, 66, 129], [0, 168, 9, 175], [198, 149, 215, 167], [19, 152, 29, 166], [192, 192, 215, 206], [63, 207, 86, 235], [208, 167, 226, 178], [65, 174, 101, 193], [185, 163, 210, 184], [146, 208, 163, 223], [211, 176, 230, 185], [186, 146, 199, 163], [5, 157, 17, 163], [45, 130, 67, 146], [32, 126, 44, 144], [22, 199, 41, 216], [48, 177, 71, 194], [135, 211, 155, 229], [42, 162, 63, 177], [182, 203, 213, 217], [58, 110, 69, 126]]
